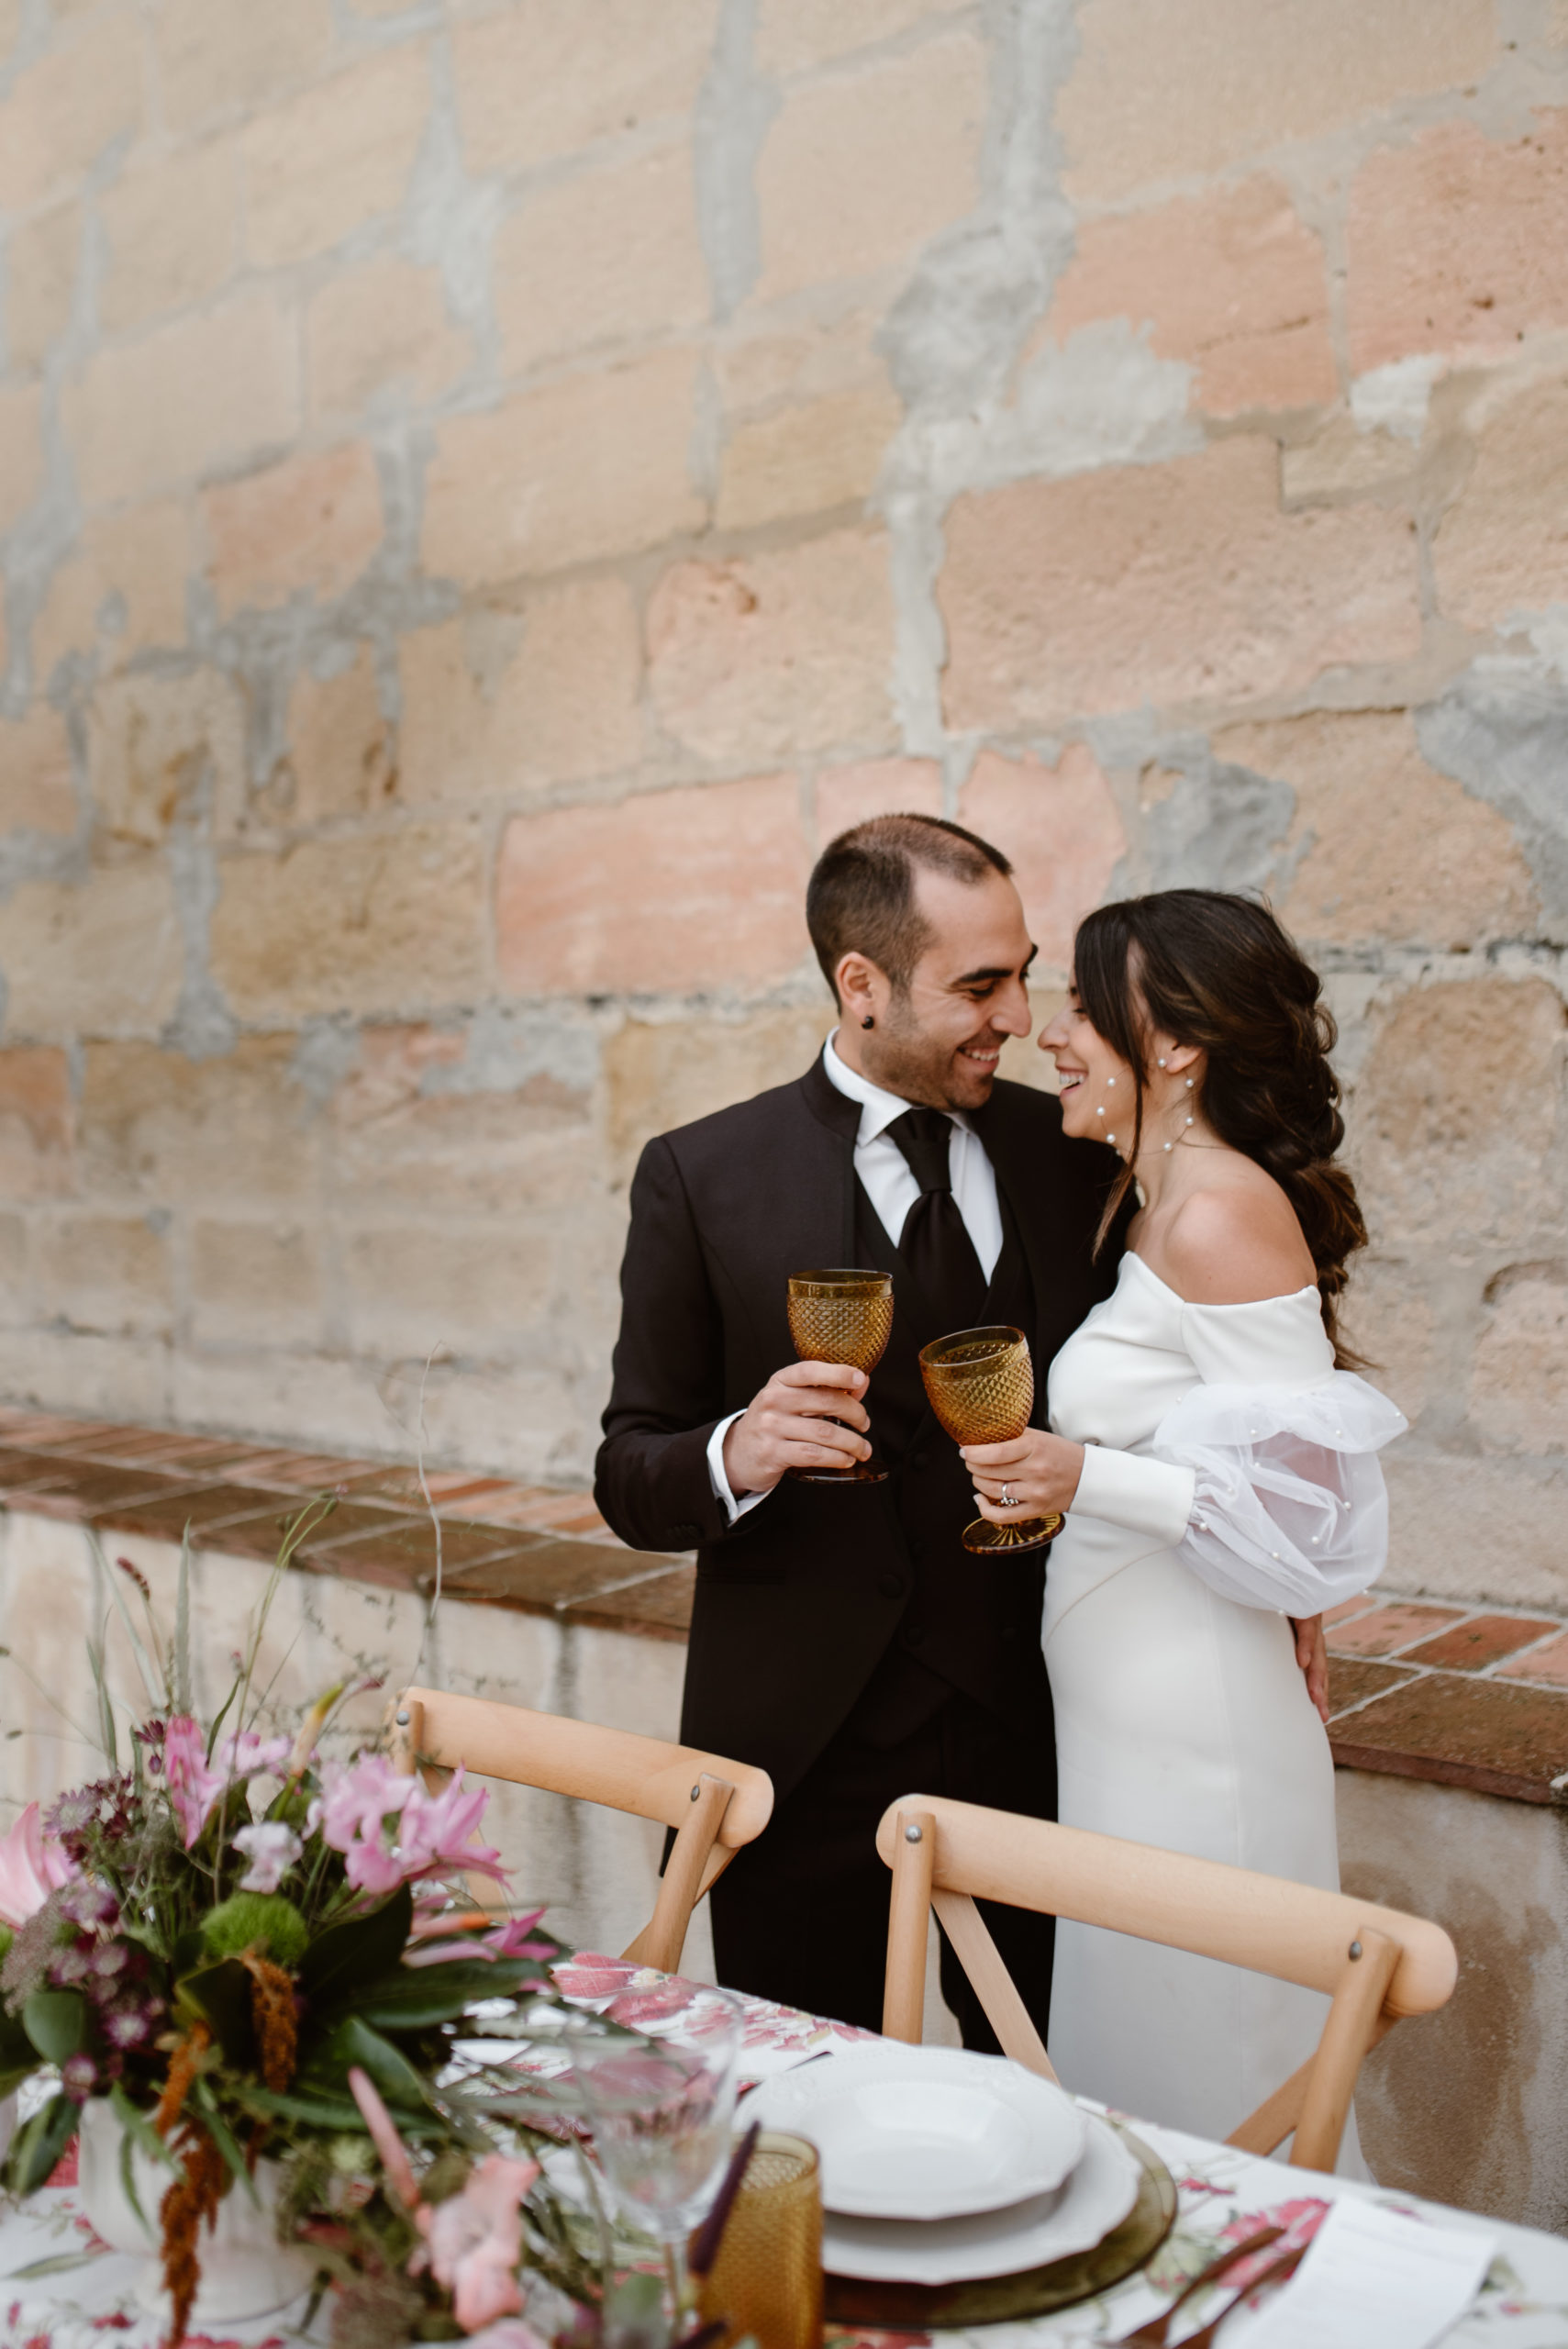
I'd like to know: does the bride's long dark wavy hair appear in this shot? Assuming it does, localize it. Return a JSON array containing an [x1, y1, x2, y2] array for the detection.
[[1073, 889, 1368, 1364]]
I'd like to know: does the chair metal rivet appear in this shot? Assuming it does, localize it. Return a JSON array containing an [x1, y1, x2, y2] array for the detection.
[[395, 1709, 410, 1726], [691, 1783, 701, 1800], [1349, 1939, 1363, 1960], [905, 1823, 923, 1843]]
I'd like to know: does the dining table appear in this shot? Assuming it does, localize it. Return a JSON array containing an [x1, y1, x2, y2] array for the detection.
[[4, 1954, 1567, 2349]]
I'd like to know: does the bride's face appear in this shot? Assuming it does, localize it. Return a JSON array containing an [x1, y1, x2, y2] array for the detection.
[[1040, 974, 1140, 1151]]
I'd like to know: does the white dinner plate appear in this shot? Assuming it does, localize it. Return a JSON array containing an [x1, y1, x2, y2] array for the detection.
[[820, 2111, 1143, 2284], [746, 2044, 1089, 2221]]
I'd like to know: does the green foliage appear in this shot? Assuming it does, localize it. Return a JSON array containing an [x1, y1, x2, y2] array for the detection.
[[174, 1958, 255, 2070], [22, 1987, 87, 2065], [298, 1883, 414, 2013], [2, 2091, 78, 2196], [202, 1892, 310, 1970]]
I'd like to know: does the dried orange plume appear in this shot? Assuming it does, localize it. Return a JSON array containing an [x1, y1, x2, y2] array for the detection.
[[160, 2124, 227, 2348], [152, 2021, 211, 2141], [240, 1952, 298, 2093]]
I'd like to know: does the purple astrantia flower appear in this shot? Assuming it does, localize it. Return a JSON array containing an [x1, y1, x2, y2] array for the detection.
[[163, 1716, 228, 1847], [61, 2053, 97, 2103], [59, 1878, 118, 1932], [102, 1997, 161, 2051], [232, 1820, 302, 1894]]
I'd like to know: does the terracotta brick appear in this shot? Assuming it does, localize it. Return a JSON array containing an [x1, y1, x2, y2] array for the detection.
[[156, 0, 335, 133], [815, 758, 942, 844], [1058, 0, 1496, 204], [1355, 980, 1566, 1251], [1043, 178, 1335, 417], [1329, 1671, 1568, 1802], [495, 140, 707, 375], [34, 501, 190, 681], [1218, 712, 1539, 952], [496, 776, 811, 996], [36, 1213, 172, 1338], [189, 1219, 323, 1344], [1324, 1596, 1380, 1628], [1347, 112, 1568, 373], [240, 44, 430, 271], [202, 442, 383, 615], [422, 351, 704, 586], [285, 651, 395, 826], [940, 439, 1422, 731], [717, 384, 902, 529], [0, 384, 45, 537], [0, 10, 144, 209], [1326, 1657, 1418, 1715], [647, 532, 898, 763], [755, 0, 952, 72], [757, 35, 986, 302], [1471, 1275, 1568, 1457], [209, 822, 488, 1020], [99, 138, 237, 334], [451, 0, 716, 177], [399, 578, 643, 804], [87, 669, 246, 848], [1329, 1602, 1465, 1657], [958, 747, 1128, 969], [1431, 376, 1568, 631], [0, 1048, 74, 1199], [1496, 1632, 1568, 1687], [2, 863, 183, 1039], [63, 286, 300, 507], [79, 1037, 321, 1204], [1407, 1615, 1564, 1672], [5, 200, 82, 373], [0, 707, 76, 837], [605, 1004, 832, 1180], [306, 253, 472, 423]]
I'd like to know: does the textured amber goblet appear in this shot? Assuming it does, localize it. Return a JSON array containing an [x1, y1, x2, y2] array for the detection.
[[918, 1323, 1062, 1553], [695, 2130, 823, 2349], [785, 1268, 893, 1484]]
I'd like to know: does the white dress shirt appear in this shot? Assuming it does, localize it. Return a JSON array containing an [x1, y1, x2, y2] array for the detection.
[[706, 1030, 1004, 1521]]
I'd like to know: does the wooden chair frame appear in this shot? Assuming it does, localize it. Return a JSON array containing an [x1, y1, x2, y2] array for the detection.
[[388, 1686, 773, 1977], [877, 1793, 1457, 2175]]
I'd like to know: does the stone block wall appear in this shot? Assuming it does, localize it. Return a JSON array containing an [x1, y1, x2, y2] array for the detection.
[[0, 0, 1563, 1603]]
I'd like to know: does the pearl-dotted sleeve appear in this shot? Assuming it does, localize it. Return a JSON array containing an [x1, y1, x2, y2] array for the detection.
[[1068, 1287, 1407, 1613]]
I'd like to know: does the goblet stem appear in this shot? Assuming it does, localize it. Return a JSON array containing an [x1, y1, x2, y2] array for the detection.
[[663, 2235, 692, 2335]]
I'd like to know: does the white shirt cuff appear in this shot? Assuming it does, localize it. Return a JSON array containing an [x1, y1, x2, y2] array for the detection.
[[706, 1411, 771, 1526], [1070, 1444, 1195, 1547]]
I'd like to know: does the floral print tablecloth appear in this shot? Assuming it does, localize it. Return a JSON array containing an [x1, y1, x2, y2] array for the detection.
[[3, 1956, 1565, 2349]]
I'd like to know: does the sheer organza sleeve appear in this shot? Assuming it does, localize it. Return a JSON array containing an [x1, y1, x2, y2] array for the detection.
[[1151, 1370, 1407, 1614]]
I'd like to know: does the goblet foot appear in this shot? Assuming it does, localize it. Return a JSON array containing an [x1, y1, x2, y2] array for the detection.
[[961, 1510, 1062, 1553], [788, 1454, 889, 1483]]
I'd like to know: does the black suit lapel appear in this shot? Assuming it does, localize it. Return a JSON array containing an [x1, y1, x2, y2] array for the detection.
[[797, 1055, 862, 1267]]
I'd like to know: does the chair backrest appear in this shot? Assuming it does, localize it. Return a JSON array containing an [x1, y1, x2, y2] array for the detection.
[[389, 1686, 773, 1976], [877, 1793, 1457, 2174]]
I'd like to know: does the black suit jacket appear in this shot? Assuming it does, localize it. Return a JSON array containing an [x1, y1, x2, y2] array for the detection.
[[595, 1060, 1124, 1804]]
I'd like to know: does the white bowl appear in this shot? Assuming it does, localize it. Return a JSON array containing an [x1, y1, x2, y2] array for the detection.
[[747, 2043, 1088, 2221]]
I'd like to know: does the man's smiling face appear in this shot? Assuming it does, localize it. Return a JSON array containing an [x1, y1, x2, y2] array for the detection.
[[858, 866, 1037, 1110]]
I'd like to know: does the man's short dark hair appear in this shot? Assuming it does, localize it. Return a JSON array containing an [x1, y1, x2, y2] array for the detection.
[[806, 813, 1014, 1001]]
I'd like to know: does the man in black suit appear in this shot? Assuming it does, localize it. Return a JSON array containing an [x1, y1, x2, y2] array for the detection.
[[595, 815, 1125, 2044]]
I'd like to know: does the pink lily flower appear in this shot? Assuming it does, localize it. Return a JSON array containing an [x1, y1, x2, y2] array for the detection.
[[162, 1718, 228, 1848], [404, 1909, 552, 1967], [0, 1802, 75, 1927], [414, 2152, 540, 2332], [400, 1769, 505, 1885]]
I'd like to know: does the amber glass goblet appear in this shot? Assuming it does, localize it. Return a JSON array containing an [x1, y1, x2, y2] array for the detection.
[[694, 2130, 823, 2349], [785, 1268, 893, 1484], [918, 1323, 1062, 1553]]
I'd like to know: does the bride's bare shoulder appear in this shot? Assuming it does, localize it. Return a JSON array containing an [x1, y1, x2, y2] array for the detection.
[[1153, 1175, 1317, 1305]]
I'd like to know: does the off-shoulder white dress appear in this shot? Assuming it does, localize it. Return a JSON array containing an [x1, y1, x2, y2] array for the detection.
[[1042, 1250, 1406, 2157]]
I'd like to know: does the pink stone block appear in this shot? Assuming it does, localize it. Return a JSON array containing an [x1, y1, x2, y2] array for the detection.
[[1496, 1632, 1568, 1688], [1328, 1602, 1465, 1657]]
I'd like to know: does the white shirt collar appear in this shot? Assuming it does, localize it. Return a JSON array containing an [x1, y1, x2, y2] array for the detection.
[[822, 1031, 969, 1146]]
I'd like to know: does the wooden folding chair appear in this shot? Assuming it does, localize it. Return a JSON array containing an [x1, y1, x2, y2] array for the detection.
[[387, 1686, 773, 1976], [877, 1794, 1457, 2174]]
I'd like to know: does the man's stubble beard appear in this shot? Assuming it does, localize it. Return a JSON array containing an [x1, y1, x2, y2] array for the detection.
[[862, 993, 994, 1113]]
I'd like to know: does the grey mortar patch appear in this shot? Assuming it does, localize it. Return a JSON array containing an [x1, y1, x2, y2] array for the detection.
[[693, 0, 779, 325], [1416, 651, 1568, 946], [290, 1016, 363, 1114], [418, 1004, 600, 1098], [1139, 740, 1302, 899], [160, 751, 239, 1062]]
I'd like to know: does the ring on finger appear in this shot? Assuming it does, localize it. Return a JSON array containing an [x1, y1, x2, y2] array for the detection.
[[1001, 1483, 1015, 1508]]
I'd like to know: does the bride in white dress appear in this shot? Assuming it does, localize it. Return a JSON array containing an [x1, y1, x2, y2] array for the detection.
[[960, 889, 1405, 2160]]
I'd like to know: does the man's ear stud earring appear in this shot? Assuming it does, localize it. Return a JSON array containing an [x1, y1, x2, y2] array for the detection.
[[861, 1014, 874, 1029]]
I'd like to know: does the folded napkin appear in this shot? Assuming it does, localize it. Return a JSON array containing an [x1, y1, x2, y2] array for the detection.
[[1219, 2195, 1496, 2349]]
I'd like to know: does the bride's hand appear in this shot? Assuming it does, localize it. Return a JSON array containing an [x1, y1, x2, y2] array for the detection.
[[962, 1430, 1085, 1524]]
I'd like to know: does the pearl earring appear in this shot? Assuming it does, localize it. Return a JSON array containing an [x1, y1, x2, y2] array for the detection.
[[1184, 1077, 1194, 1090], [1157, 1057, 1166, 1069], [1106, 1075, 1117, 1087]]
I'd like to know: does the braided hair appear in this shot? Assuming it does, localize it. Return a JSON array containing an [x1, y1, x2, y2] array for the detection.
[[1073, 889, 1368, 1364]]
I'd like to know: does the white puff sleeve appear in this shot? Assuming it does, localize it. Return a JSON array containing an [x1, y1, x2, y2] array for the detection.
[[1066, 1286, 1407, 1614]]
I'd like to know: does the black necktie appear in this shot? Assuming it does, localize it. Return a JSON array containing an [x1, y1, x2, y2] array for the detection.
[[885, 1107, 988, 1338]]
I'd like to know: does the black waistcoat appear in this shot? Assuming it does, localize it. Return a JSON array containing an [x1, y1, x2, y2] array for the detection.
[[846, 1172, 1043, 1746]]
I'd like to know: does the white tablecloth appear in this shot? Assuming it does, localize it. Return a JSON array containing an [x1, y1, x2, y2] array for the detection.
[[5, 1975, 1566, 2348]]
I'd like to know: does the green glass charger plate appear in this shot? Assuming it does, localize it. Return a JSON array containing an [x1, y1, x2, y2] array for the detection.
[[822, 2123, 1177, 2329]]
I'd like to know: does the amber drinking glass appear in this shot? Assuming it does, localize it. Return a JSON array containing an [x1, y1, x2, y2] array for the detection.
[[695, 2130, 823, 2349], [918, 1323, 1062, 1553], [785, 1269, 894, 1484]]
